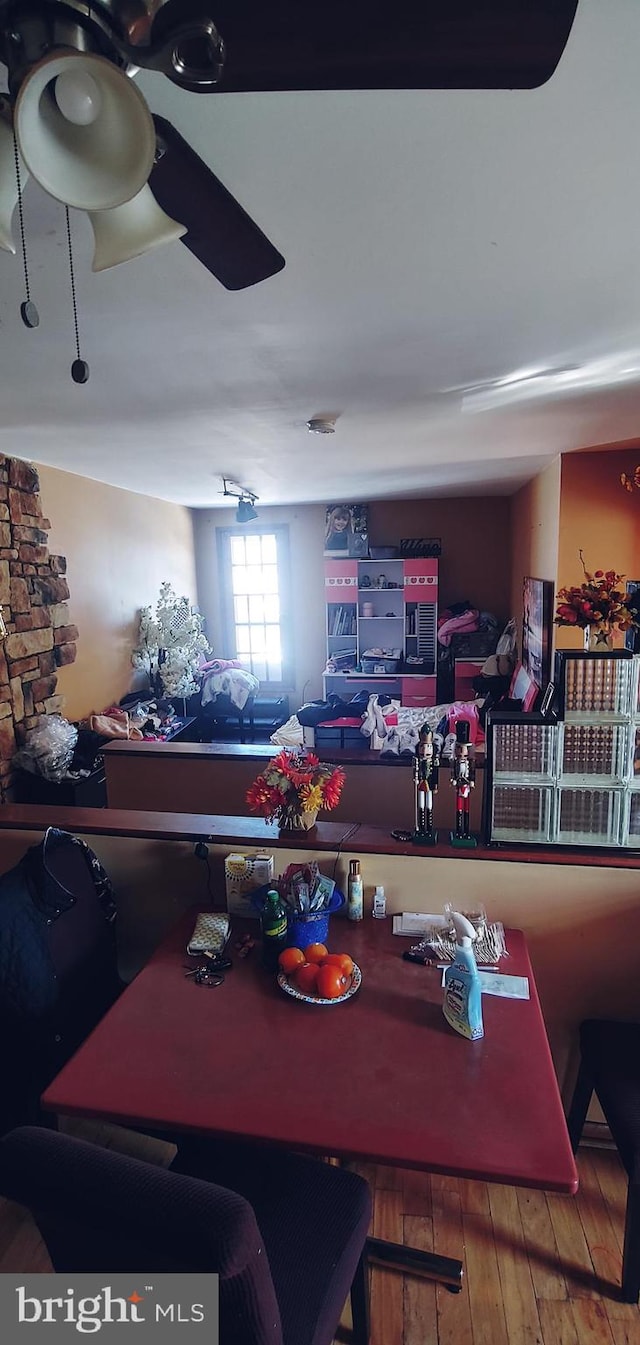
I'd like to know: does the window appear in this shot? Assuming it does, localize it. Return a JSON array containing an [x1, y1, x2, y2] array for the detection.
[[217, 525, 292, 686]]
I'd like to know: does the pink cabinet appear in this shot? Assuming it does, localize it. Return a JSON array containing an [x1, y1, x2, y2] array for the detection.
[[324, 556, 438, 706]]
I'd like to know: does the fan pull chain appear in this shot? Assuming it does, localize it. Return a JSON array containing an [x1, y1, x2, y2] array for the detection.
[[13, 131, 39, 329], [65, 207, 90, 384]]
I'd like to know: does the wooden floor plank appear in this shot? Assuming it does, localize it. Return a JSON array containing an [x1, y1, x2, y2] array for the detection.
[[458, 1177, 491, 1218], [370, 1185, 404, 1345], [431, 1180, 474, 1345], [516, 1185, 568, 1301], [569, 1298, 616, 1345], [591, 1147, 628, 1255], [547, 1187, 601, 1300], [461, 1210, 510, 1345], [537, 1300, 581, 1345], [575, 1149, 629, 1306], [488, 1182, 543, 1345], [402, 1168, 433, 1219], [403, 1214, 438, 1345]]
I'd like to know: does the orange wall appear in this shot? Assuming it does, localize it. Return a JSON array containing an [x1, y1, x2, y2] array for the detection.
[[194, 496, 513, 706], [510, 457, 561, 658], [38, 465, 197, 720], [557, 447, 640, 650]]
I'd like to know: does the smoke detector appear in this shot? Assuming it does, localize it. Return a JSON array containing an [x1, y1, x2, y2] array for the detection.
[[307, 416, 336, 434]]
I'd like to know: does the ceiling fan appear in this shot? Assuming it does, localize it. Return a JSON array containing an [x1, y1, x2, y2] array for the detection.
[[0, 0, 579, 291]]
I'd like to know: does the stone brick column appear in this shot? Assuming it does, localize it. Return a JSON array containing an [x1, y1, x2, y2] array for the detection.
[[0, 455, 77, 800]]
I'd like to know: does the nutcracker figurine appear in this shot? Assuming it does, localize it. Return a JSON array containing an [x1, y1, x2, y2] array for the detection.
[[413, 725, 439, 843], [450, 720, 477, 847]]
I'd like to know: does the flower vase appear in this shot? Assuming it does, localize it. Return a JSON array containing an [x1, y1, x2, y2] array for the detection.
[[584, 624, 614, 652], [278, 809, 319, 833]]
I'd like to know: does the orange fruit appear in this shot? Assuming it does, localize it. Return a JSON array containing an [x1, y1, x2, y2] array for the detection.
[[304, 943, 329, 964], [317, 964, 347, 999], [294, 962, 320, 995], [335, 953, 354, 978], [321, 953, 354, 977], [278, 947, 306, 974]]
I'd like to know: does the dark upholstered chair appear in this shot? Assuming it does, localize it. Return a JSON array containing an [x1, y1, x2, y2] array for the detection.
[[0, 831, 123, 1135], [0, 1127, 372, 1345], [567, 1019, 640, 1301]]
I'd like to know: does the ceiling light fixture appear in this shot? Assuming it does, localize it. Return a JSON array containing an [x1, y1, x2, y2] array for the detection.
[[222, 478, 259, 523]]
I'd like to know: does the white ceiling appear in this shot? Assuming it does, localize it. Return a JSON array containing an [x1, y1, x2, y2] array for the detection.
[[2, 0, 640, 510]]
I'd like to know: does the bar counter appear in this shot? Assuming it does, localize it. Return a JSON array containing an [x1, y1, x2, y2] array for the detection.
[[0, 804, 638, 867]]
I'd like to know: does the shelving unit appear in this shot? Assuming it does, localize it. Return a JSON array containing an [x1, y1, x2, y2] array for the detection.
[[485, 652, 640, 848], [323, 556, 438, 706]]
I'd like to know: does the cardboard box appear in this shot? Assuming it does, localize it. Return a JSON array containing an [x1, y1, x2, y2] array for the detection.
[[225, 852, 274, 919]]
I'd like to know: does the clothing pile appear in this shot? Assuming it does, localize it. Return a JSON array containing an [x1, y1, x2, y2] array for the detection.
[[360, 693, 484, 758], [200, 664, 259, 711], [437, 603, 499, 646]]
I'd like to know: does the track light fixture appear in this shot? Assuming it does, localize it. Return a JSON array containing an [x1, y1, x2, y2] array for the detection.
[[222, 478, 259, 523]]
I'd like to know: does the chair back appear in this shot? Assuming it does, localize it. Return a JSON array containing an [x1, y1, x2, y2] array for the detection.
[[0, 831, 121, 1133], [0, 1127, 283, 1345]]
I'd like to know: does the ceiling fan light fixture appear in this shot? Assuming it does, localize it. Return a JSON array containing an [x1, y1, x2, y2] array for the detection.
[[89, 184, 186, 272], [15, 51, 156, 211]]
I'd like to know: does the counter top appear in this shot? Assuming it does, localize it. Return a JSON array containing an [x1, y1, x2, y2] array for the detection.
[[0, 804, 637, 866], [102, 739, 486, 768]]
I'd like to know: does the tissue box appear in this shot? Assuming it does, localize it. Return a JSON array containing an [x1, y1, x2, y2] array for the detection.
[[225, 852, 274, 918]]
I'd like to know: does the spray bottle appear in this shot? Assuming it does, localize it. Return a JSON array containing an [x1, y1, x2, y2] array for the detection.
[[442, 911, 484, 1041]]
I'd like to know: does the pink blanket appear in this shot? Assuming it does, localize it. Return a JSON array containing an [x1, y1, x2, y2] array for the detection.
[[437, 609, 479, 647]]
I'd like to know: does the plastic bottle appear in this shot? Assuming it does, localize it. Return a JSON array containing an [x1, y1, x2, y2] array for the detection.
[[347, 860, 363, 921], [372, 885, 386, 918], [442, 911, 484, 1040], [261, 889, 288, 970]]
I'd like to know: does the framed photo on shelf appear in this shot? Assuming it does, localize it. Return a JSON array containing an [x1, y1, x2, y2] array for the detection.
[[539, 681, 557, 719], [324, 503, 368, 556], [522, 576, 554, 693], [508, 662, 540, 712]]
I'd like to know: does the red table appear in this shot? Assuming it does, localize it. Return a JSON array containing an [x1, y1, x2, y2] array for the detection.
[[42, 914, 578, 1196]]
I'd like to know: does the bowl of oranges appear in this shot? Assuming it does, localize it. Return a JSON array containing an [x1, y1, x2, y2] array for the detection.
[[277, 942, 361, 1006]]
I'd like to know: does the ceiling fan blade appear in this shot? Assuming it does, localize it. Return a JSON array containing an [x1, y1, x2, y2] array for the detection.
[[194, 0, 578, 92], [149, 115, 285, 290]]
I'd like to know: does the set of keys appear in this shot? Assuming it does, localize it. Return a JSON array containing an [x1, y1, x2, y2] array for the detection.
[[184, 948, 233, 988]]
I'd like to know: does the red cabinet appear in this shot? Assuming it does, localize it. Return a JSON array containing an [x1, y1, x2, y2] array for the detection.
[[454, 659, 484, 702]]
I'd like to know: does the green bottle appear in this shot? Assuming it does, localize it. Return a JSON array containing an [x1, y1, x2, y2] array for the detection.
[[261, 889, 288, 971]]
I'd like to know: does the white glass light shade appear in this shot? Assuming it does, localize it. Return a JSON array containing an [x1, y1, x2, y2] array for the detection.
[[54, 69, 103, 126], [89, 185, 186, 271], [15, 51, 156, 211]]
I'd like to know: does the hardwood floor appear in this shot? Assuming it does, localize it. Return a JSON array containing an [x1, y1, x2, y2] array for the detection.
[[1, 1124, 638, 1344]]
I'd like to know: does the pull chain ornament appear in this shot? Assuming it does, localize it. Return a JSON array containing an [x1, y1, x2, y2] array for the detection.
[[13, 130, 38, 328], [65, 207, 89, 383]]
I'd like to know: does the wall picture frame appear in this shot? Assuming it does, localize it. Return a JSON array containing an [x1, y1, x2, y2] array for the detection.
[[522, 576, 554, 693], [324, 503, 368, 556]]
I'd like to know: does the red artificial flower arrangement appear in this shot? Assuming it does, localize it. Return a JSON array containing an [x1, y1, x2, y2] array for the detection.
[[246, 750, 345, 828], [555, 553, 639, 633]]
